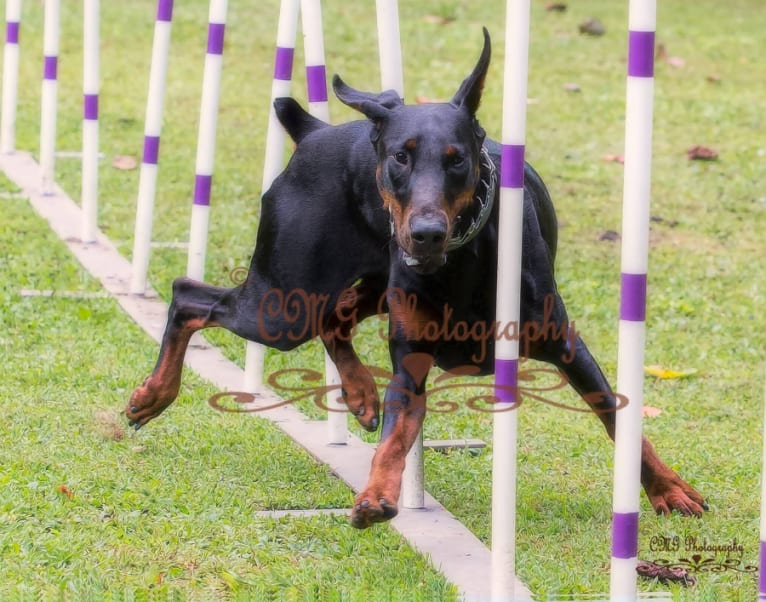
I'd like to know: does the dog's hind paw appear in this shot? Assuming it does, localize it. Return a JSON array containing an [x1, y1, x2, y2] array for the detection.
[[351, 493, 398, 529], [645, 474, 707, 517]]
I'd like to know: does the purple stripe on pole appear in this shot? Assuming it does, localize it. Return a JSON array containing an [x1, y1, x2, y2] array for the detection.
[[501, 144, 525, 189], [194, 174, 212, 206], [43, 56, 58, 81], [6, 21, 19, 44], [628, 30, 655, 78], [494, 358, 518, 404], [274, 46, 294, 81], [156, 0, 174, 22], [620, 273, 647, 322], [84, 94, 99, 120], [611, 512, 639, 559], [760, 540, 766, 596], [306, 65, 328, 103], [207, 23, 225, 55], [143, 135, 160, 165]]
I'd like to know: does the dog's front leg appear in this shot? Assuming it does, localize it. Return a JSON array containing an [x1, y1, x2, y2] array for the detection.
[[350, 285, 438, 528], [320, 277, 387, 432], [350, 353, 430, 529]]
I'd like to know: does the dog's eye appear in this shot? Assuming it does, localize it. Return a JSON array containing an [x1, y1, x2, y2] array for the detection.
[[449, 154, 465, 168], [393, 151, 408, 165]]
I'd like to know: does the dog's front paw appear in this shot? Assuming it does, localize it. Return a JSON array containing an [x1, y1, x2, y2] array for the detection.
[[645, 472, 707, 517], [342, 383, 380, 432], [124, 376, 178, 430], [339, 368, 380, 432], [351, 491, 398, 529]]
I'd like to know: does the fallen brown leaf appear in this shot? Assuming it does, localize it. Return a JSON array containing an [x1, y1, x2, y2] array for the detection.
[[112, 155, 138, 170], [563, 82, 581, 92], [423, 14, 456, 25], [643, 406, 662, 418], [687, 145, 719, 161], [602, 154, 624, 164], [579, 18, 605, 36], [656, 43, 686, 68], [706, 73, 722, 83], [650, 215, 679, 227], [546, 3, 567, 11], [598, 230, 620, 242], [57, 484, 74, 499], [666, 56, 686, 68]]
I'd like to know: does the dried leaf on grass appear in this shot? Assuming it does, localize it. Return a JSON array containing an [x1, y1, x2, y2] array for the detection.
[[546, 3, 568, 11], [423, 15, 456, 25], [645, 365, 698, 380], [598, 230, 620, 242], [579, 18, 605, 36], [643, 406, 662, 418], [687, 145, 719, 161], [666, 56, 686, 68], [602, 154, 624, 164], [57, 484, 74, 499], [656, 43, 686, 68], [112, 155, 138, 170]]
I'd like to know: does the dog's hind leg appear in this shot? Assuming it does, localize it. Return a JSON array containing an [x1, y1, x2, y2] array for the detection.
[[537, 328, 707, 517], [126, 277, 229, 428]]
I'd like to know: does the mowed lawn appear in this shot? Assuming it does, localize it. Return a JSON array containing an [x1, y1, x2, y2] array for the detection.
[[1, 0, 765, 599]]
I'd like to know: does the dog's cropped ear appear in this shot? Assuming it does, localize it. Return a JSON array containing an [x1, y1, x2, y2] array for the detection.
[[274, 97, 328, 144], [333, 74, 401, 125], [451, 27, 491, 116]]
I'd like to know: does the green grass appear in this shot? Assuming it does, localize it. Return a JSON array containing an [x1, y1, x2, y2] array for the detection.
[[2, 0, 765, 599], [0, 196, 457, 600]]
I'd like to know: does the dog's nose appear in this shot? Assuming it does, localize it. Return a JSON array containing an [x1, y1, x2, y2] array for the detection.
[[410, 216, 447, 255]]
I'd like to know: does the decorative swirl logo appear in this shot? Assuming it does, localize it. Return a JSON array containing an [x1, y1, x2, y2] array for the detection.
[[208, 364, 629, 415], [650, 556, 757, 575], [229, 266, 248, 285]]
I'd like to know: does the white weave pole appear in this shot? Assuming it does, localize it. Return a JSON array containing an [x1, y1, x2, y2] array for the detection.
[[130, 0, 175, 294], [187, 0, 228, 281], [375, 0, 423, 509], [242, 0, 300, 395], [492, 1, 530, 597], [610, 0, 656, 598], [760, 376, 766, 600], [1, 0, 21, 154], [81, 0, 100, 243], [40, 0, 60, 195], [299, 0, 347, 444]]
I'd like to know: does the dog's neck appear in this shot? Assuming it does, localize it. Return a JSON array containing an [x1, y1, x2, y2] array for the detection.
[[446, 145, 497, 252]]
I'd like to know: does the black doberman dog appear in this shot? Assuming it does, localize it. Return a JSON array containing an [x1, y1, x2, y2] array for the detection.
[[126, 29, 705, 530]]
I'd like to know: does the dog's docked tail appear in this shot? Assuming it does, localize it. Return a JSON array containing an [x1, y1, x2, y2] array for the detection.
[[273, 97, 328, 144]]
